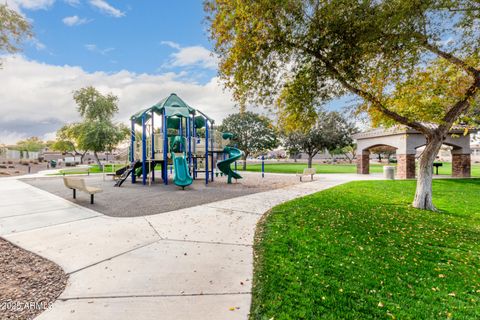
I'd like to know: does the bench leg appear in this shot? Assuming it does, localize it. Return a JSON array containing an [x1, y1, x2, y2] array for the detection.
[[311, 174, 313, 181], [90, 194, 94, 204], [73, 189, 76, 199], [300, 176, 302, 182]]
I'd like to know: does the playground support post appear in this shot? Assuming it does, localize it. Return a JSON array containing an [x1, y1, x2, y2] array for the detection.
[[234, 143, 238, 172], [163, 109, 168, 185], [193, 157, 197, 179], [211, 152, 214, 182], [210, 123, 215, 182], [187, 116, 192, 172], [130, 119, 136, 184], [192, 117, 197, 179], [141, 114, 147, 186], [179, 117, 183, 152], [262, 155, 265, 178], [151, 111, 155, 182], [205, 117, 209, 185]]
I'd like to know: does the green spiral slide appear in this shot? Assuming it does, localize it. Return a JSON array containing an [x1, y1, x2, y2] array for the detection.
[[217, 146, 243, 184]]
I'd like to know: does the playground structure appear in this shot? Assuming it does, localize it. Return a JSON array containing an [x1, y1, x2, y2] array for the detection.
[[116, 93, 243, 188]]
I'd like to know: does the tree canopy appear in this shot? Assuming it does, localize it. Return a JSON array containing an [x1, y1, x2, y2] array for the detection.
[[220, 111, 278, 169], [51, 124, 86, 161], [73, 86, 120, 121], [283, 111, 356, 167], [0, 4, 32, 64], [205, 0, 480, 210], [14, 137, 44, 153], [206, 0, 480, 124], [53, 87, 128, 166]]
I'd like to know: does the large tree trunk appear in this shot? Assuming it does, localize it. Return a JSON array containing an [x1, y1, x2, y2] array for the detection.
[[294, 153, 298, 163], [80, 151, 87, 164], [412, 134, 444, 210], [75, 151, 86, 164], [307, 155, 313, 168], [93, 151, 103, 170], [242, 153, 248, 170]]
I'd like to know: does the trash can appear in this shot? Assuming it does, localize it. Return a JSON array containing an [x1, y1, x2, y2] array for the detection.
[[383, 166, 395, 180], [50, 160, 57, 168]]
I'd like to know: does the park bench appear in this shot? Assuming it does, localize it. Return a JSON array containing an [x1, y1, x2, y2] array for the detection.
[[63, 177, 102, 204], [297, 168, 316, 182]]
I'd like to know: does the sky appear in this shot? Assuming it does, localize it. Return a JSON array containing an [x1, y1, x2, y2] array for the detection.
[[0, 0, 353, 145], [0, 0, 240, 144]]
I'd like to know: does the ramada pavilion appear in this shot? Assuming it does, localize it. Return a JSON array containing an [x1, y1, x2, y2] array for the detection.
[[354, 126, 477, 179]]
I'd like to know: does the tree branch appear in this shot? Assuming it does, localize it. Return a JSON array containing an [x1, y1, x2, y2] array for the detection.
[[419, 38, 480, 78], [442, 76, 480, 126], [280, 37, 431, 134], [310, 50, 432, 135]]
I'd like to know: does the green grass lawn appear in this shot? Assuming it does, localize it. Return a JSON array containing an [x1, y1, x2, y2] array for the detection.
[[241, 162, 480, 177], [57, 164, 126, 175], [251, 179, 480, 319], [241, 162, 386, 174]]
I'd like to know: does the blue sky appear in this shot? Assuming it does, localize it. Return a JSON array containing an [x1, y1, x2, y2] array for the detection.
[[0, 0, 350, 144], [1, 0, 234, 144], [24, 0, 215, 80]]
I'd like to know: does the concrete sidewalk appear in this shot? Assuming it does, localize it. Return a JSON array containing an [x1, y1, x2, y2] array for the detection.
[[0, 173, 379, 320]]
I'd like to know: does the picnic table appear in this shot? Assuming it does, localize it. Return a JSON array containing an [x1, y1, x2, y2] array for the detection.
[[433, 162, 443, 175]]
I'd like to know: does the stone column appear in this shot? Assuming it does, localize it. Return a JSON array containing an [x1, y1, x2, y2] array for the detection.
[[397, 154, 416, 179], [452, 154, 471, 177], [357, 151, 370, 174]]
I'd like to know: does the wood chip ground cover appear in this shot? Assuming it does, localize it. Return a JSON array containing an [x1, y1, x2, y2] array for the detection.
[[0, 238, 67, 320]]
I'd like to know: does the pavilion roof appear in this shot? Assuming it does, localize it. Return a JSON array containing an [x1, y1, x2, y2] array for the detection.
[[353, 124, 478, 140], [130, 93, 214, 125]]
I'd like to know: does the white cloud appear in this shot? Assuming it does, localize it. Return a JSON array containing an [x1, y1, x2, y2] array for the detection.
[[0, 55, 237, 144], [161, 41, 218, 70], [30, 38, 46, 51], [0, 131, 28, 145], [62, 15, 90, 26], [42, 131, 57, 141], [89, 0, 124, 17], [64, 0, 79, 6], [85, 44, 114, 55], [5, 0, 55, 12], [160, 41, 181, 50]]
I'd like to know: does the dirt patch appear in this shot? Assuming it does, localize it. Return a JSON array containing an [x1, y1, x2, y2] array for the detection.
[[0, 161, 50, 177], [0, 238, 67, 320]]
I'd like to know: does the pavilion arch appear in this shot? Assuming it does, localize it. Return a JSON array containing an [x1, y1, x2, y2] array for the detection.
[[413, 140, 472, 177], [357, 143, 398, 176], [353, 126, 475, 179]]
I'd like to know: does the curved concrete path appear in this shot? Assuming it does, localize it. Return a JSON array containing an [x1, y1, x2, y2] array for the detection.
[[0, 172, 379, 319]]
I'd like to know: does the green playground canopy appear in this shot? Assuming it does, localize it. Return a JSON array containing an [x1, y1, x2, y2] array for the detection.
[[131, 93, 213, 126]]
